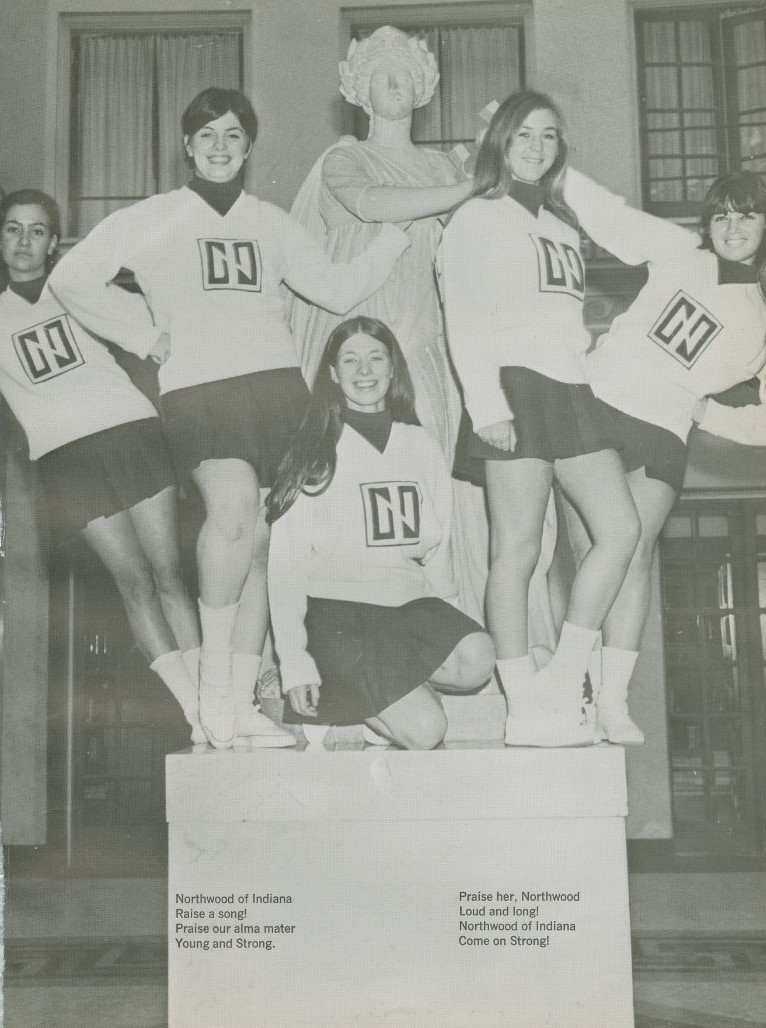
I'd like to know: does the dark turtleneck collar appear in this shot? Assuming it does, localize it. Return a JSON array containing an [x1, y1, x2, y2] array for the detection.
[[509, 178, 545, 217], [187, 174, 244, 216], [717, 256, 759, 286], [343, 407, 393, 453], [8, 275, 47, 304]]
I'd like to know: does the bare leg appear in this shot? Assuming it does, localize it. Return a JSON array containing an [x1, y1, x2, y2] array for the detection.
[[484, 459, 554, 658], [554, 449, 640, 630], [602, 469, 677, 650], [191, 457, 261, 607], [232, 502, 271, 656], [366, 683, 447, 750], [128, 485, 200, 651], [428, 631, 496, 693], [82, 510, 176, 662]]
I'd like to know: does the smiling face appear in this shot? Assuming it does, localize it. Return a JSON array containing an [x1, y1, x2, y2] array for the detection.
[[708, 205, 766, 265], [367, 62, 417, 121], [184, 111, 251, 183], [1, 203, 57, 282], [505, 107, 560, 183], [330, 332, 393, 413]]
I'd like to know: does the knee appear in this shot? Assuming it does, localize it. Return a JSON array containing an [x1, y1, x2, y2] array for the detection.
[[490, 531, 542, 580], [451, 632, 496, 689], [112, 563, 157, 609], [595, 508, 641, 568], [391, 707, 447, 751], [205, 482, 260, 544], [629, 527, 660, 577], [150, 558, 187, 598]]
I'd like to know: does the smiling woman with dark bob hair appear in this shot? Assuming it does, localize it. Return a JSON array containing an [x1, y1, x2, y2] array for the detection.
[[49, 86, 410, 750]]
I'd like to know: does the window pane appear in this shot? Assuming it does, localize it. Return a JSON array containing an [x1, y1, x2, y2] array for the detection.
[[681, 66, 714, 109], [664, 612, 700, 664], [699, 515, 730, 538], [739, 124, 765, 162], [643, 20, 677, 63], [686, 176, 718, 203], [737, 65, 766, 111], [707, 666, 743, 715], [649, 158, 682, 179], [699, 612, 738, 663], [667, 670, 703, 714], [732, 20, 766, 65], [684, 111, 717, 128], [757, 561, 766, 607], [671, 720, 704, 762], [685, 158, 720, 179], [645, 66, 679, 108], [663, 515, 692, 539], [679, 21, 711, 63], [683, 128, 717, 157], [709, 720, 745, 765], [648, 111, 680, 130], [648, 130, 680, 156]]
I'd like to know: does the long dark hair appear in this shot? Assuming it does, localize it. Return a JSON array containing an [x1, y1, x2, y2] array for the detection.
[[0, 189, 61, 290], [467, 90, 577, 229], [699, 171, 766, 299], [267, 317, 418, 523]]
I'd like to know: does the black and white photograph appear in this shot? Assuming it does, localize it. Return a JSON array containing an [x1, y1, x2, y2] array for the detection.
[[1, 1, 765, 1026]]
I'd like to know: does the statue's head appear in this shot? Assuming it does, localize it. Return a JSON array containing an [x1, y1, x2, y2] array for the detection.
[[339, 26, 439, 116]]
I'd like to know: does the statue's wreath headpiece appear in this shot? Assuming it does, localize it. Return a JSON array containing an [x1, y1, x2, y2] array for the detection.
[[339, 26, 439, 114]]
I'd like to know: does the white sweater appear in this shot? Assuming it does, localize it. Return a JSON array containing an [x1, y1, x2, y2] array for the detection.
[[268, 422, 458, 693], [439, 194, 589, 432], [49, 187, 409, 396], [0, 282, 157, 459], [564, 170, 766, 445]]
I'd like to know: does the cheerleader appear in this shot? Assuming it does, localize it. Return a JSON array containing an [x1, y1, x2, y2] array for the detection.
[[49, 88, 410, 749], [560, 169, 766, 744], [0, 189, 204, 742], [439, 92, 641, 748], [266, 317, 495, 749]]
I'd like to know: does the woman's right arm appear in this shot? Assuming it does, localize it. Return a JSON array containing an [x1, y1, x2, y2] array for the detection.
[[439, 204, 515, 437], [48, 205, 166, 360], [564, 168, 699, 267], [322, 147, 472, 224], [267, 496, 323, 705]]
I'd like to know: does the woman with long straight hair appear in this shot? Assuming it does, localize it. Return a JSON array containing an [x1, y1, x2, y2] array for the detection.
[[439, 91, 641, 748], [267, 316, 494, 748]]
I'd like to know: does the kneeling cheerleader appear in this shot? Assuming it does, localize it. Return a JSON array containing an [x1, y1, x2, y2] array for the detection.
[[266, 316, 495, 748]]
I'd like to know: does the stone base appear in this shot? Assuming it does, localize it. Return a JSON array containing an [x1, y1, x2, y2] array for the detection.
[[167, 744, 634, 1028]]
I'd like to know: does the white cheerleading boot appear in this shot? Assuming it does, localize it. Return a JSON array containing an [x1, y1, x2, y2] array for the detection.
[[232, 686, 295, 748], [199, 669, 236, 749], [505, 675, 595, 747], [596, 647, 644, 746]]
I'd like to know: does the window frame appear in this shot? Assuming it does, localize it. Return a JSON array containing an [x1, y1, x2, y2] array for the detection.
[[634, 3, 766, 217]]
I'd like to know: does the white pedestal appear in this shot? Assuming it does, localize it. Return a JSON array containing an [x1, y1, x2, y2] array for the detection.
[[167, 743, 634, 1028]]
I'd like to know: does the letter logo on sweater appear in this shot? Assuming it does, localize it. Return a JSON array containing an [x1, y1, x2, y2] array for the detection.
[[360, 482, 421, 547], [198, 239, 262, 292], [13, 315, 84, 383], [649, 290, 722, 368], [531, 235, 584, 300]]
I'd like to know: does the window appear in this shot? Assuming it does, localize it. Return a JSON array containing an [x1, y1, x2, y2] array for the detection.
[[660, 501, 766, 861], [54, 14, 248, 237], [345, 4, 529, 151], [636, 6, 766, 217]]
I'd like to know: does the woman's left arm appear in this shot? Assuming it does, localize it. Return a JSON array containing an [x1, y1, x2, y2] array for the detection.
[[419, 431, 460, 605], [281, 211, 410, 314], [693, 381, 766, 446]]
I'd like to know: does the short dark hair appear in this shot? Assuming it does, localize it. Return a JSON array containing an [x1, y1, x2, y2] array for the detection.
[[1, 189, 61, 241], [181, 87, 258, 142], [0, 189, 61, 285]]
